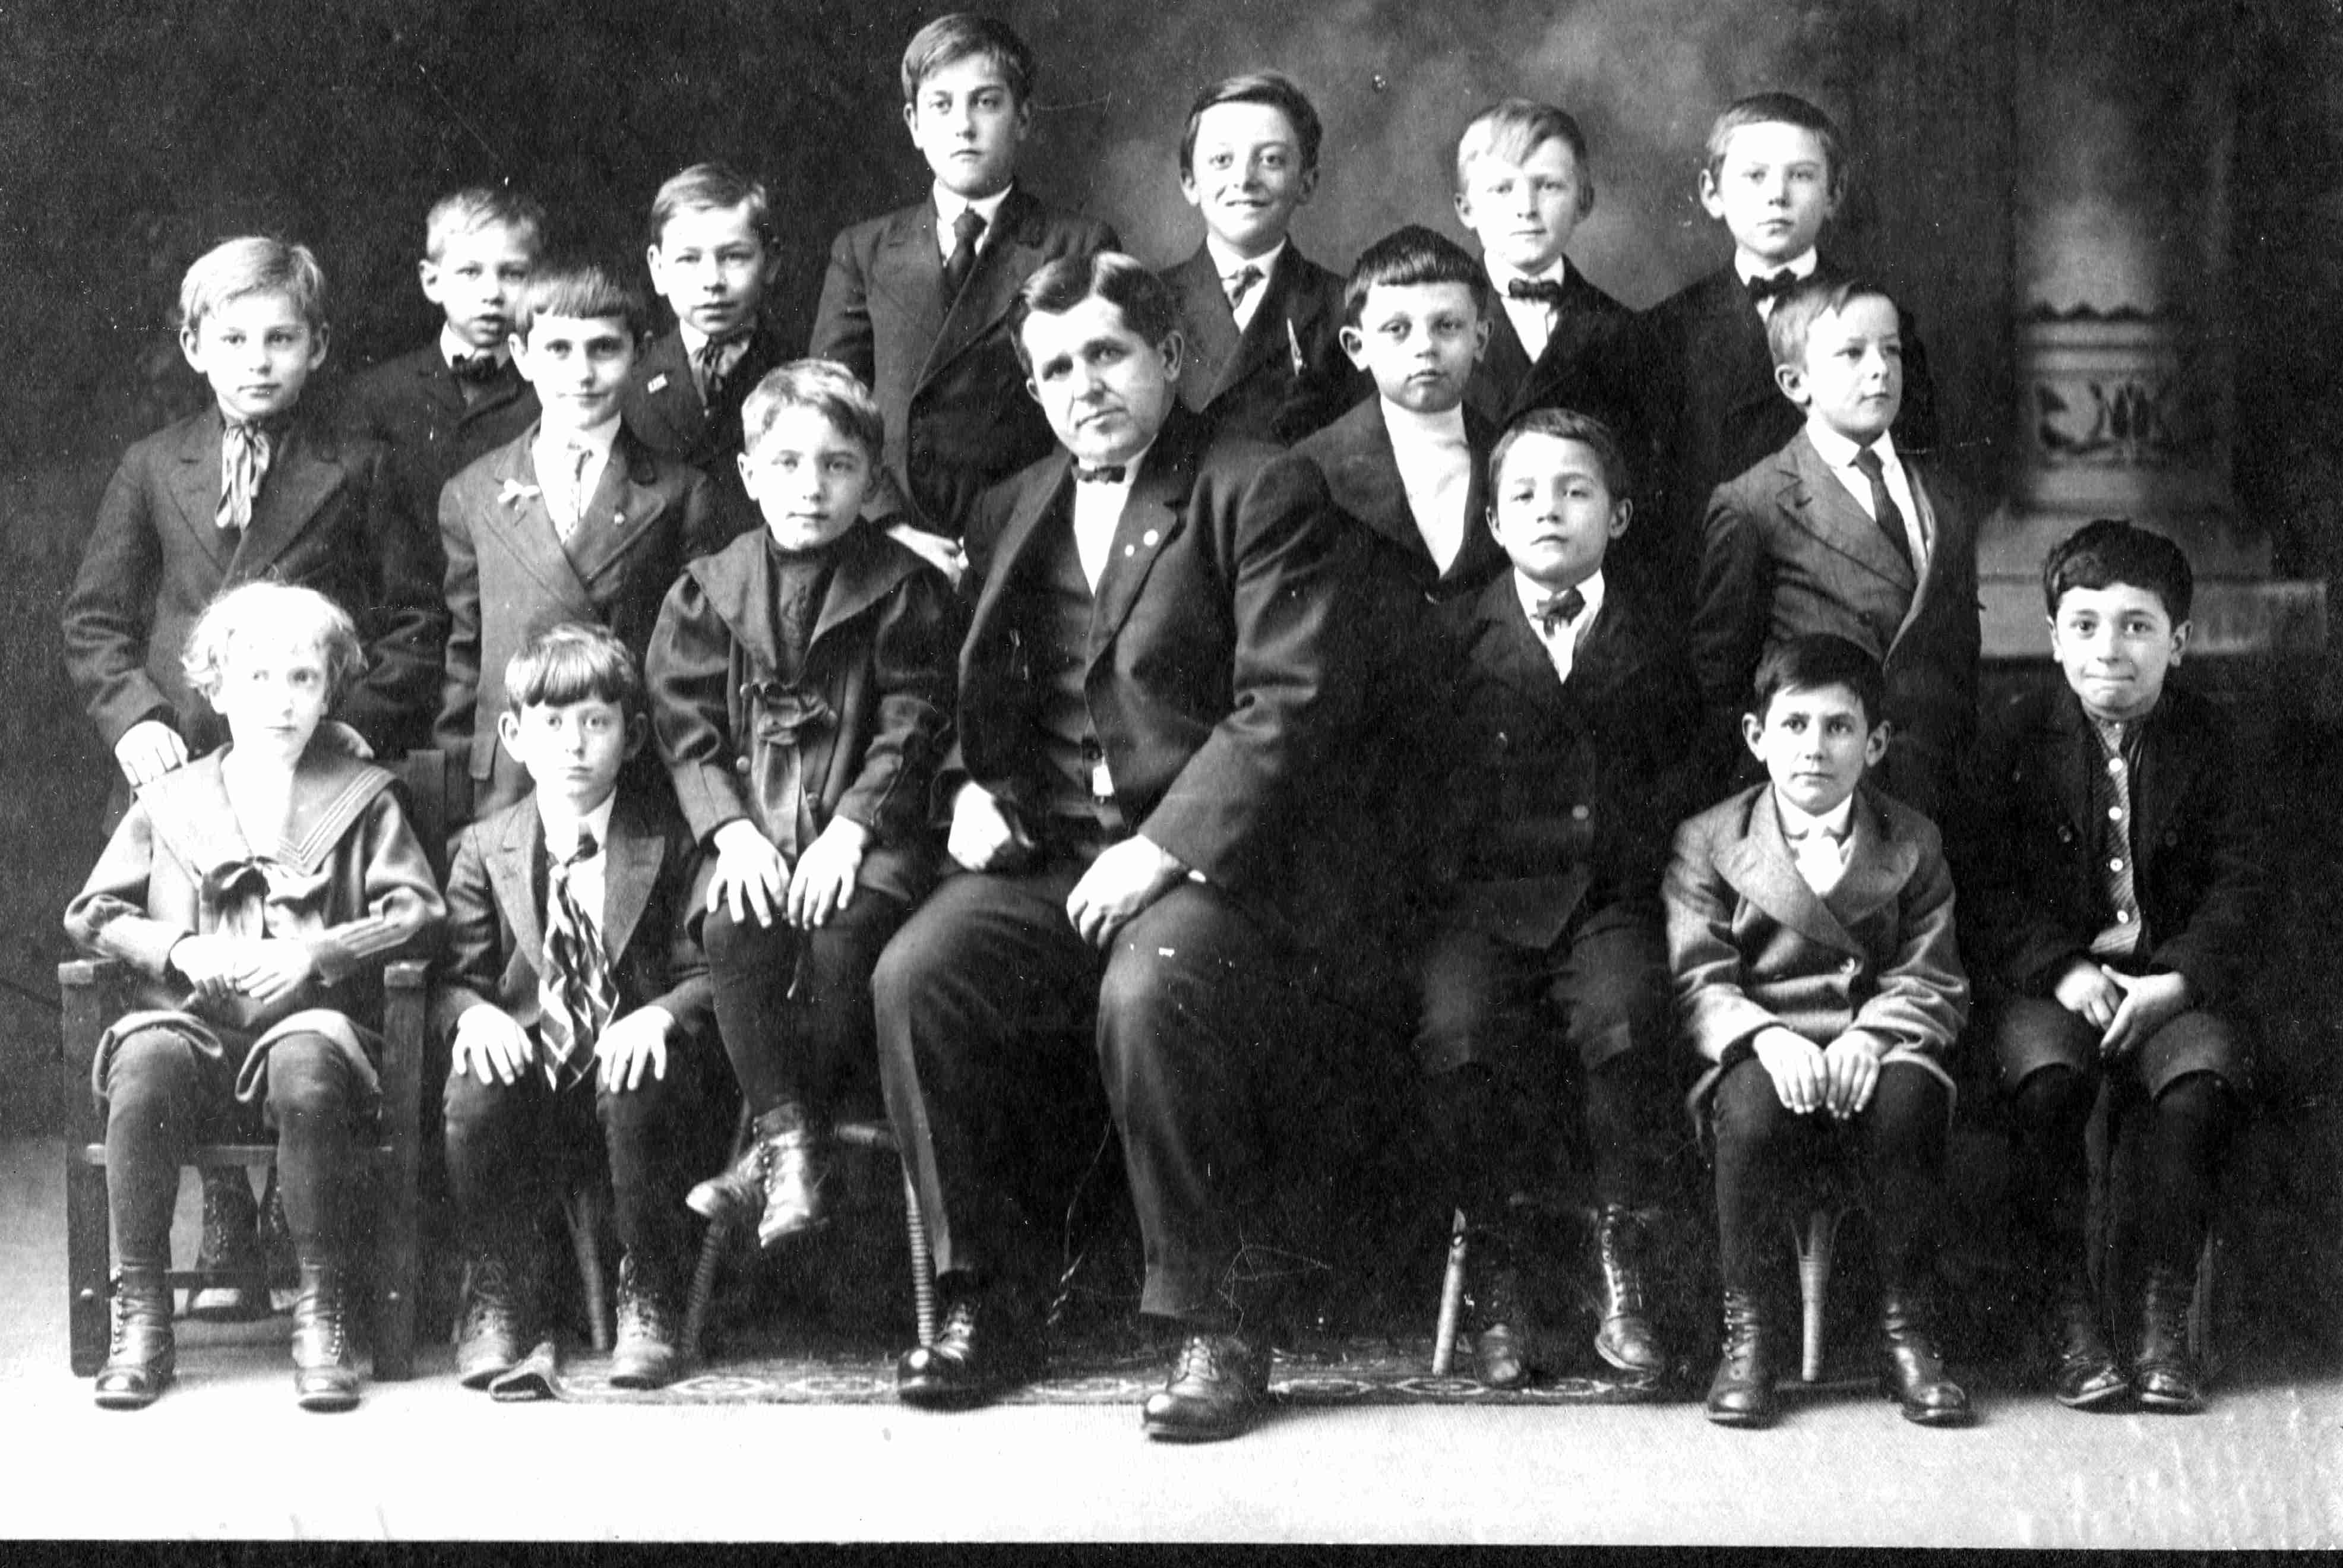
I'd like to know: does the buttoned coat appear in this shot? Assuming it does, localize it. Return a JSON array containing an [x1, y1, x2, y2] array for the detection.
[[1957, 679, 2265, 1009], [1666, 782, 1968, 1082], [618, 320, 791, 546], [809, 187, 1117, 533], [1160, 241, 1365, 446], [62, 409, 445, 758], [645, 523, 957, 908], [1691, 429, 1980, 818], [336, 344, 540, 567], [435, 425, 716, 791]]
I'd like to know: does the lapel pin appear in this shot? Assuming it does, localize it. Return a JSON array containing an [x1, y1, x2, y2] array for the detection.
[[1124, 544, 1136, 557], [647, 373, 670, 394]]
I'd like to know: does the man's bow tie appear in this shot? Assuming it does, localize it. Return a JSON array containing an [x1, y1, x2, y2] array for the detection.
[[1074, 463, 1127, 484], [1533, 586, 1586, 634], [1507, 277, 1566, 308], [1746, 268, 1800, 304], [452, 352, 504, 385]]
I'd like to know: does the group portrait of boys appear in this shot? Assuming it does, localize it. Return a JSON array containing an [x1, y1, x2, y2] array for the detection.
[[58, 11, 2262, 1446]]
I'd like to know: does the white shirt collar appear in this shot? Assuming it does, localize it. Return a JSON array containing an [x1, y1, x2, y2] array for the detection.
[[1484, 255, 1570, 293], [933, 184, 1013, 253], [1775, 789, 1855, 843], [535, 415, 621, 467], [1736, 248, 1819, 287], [1379, 399, 1469, 450], [440, 325, 505, 371], [1204, 235, 1285, 284], [539, 789, 618, 863], [1806, 422, 1896, 472]]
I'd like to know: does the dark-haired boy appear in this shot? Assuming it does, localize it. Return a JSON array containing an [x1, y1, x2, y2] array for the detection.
[[1158, 71, 1365, 445], [437, 261, 716, 820], [1690, 275, 1978, 821], [810, 12, 1119, 540], [1666, 634, 1971, 1430], [1960, 520, 2263, 1415], [438, 624, 717, 1391]]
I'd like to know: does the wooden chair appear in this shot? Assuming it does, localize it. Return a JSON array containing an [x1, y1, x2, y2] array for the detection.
[[59, 748, 454, 1381]]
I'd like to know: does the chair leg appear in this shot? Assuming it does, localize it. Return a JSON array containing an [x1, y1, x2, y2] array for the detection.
[[902, 1164, 937, 1349], [372, 1156, 419, 1381], [1431, 1207, 1469, 1377], [66, 1154, 113, 1378], [563, 1186, 611, 1354], [1794, 1206, 1841, 1384], [2190, 1228, 2218, 1376], [681, 1104, 752, 1366]]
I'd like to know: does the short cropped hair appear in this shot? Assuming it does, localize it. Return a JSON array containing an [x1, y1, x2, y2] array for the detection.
[[1342, 224, 1488, 328], [649, 162, 776, 253], [1705, 91, 1846, 201], [503, 622, 646, 722], [513, 258, 650, 342], [423, 186, 548, 261], [1007, 252, 1180, 372], [1490, 408, 1633, 500], [178, 237, 328, 336], [2042, 518, 2195, 625], [741, 359, 886, 464], [1180, 71, 1323, 176], [182, 581, 363, 708], [1454, 99, 1596, 217], [1766, 275, 1896, 370], [900, 13, 1035, 107], [1750, 633, 1886, 729]]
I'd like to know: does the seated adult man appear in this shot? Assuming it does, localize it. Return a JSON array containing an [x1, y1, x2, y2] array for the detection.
[[872, 251, 1352, 1443]]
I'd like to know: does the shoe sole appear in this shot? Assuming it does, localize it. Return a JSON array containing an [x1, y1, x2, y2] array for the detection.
[[1593, 1336, 1668, 1381], [2136, 1389, 2206, 1414], [2054, 1380, 2132, 1411], [896, 1380, 1006, 1411], [457, 1362, 515, 1391], [1143, 1418, 1255, 1443], [1704, 1405, 1776, 1429], [755, 1214, 830, 1251], [296, 1388, 361, 1413], [684, 1187, 748, 1225], [93, 1371, 173, 1411]]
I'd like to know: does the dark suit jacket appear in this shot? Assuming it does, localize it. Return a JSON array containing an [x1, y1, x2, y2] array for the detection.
[[62, 408, 444, 758], [619, 320, 790, 547], [646, 523, 957, 906], [1666, 782, 1968, 1071], [1292, 396, 1506, 603], [431, 785, 714, 1047], [809, 186, 1117, 535], [1691, 429, 1980, 819], [1161, 241, 1365, 446], [1634, 258, 1938, 612], [1429, 575, 1700, 948], [949, 406, 1351, 932], [1464, 263, 1640, 441], [436, 425, 716, 799], [336, 344, 540, 574], [1957, 680, 2265, 1010]]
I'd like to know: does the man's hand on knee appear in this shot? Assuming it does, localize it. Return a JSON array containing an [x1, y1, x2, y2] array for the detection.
[[1066, 835, 1187, 949]]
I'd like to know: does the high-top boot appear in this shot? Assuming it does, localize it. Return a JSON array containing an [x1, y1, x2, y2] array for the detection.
[[2134, 1263, 2206, 1413], [93, 1266, 176, 1410], [1591, 1205, 1667, 1378], [1705, 1287, 1778, 1427], [609, 1253, 683, 1390], [185, 1169, 268, 1320], [454, 1243, 533, 1390], [290, 1260, 361, 1412], [1879, 1285, 1972, 1426], [2047, 1267, 2128, 1409], [685, 1102, 828, 1248], [1472, 1250, 1535, 1390]]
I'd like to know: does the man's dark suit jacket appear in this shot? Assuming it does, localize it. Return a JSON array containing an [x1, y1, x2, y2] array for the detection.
[[1958, 680, 2265, 1010], [1691, 429, 1979, 820], [948, 405, 1351, 938], [1634, 258, 1938, 612], [1429, 573, 1701, 949], [1463, 263, 1641, 447], [810, 186, 1117, 535], [62, 407, 444, 758], [436, 426, 715, 799], [1160, 241, 1366, 446], [336, 344, 540, 577], [619, 320, 791, 547], [431, 785, 714, 1047]]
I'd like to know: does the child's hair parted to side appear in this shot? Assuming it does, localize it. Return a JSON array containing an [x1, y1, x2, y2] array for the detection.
[[1491, 407, 1634, 498], [1705, 91, 1846, 200], [649, 162, 777, 252], [2042, 518, 2195, 624], [425, 186, 549, 261], [1749, 632, 1885, 728], [1454, 98, 1597, 213], [900, 12, 1035, 105], [178, 237, 329, 336], [1181, 71, 1323, 176], [513, 257, 652, 342], [1765, 275, 1896, 369], [1341, 224, 1488, 327], [502, 621, 647, 722], [1007, 252, 1181, 368], [742, 359, 886, 464], [181, 581, 365, 707]]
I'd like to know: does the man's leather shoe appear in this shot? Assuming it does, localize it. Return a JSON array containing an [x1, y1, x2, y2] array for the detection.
[[2048, 1286, 2129, 1409], [1142, 1330, 1272, 1443], [896, 1294, 1036, 1409], [1473, 1263, 1533, 1390], [1879, 1287, 1971, 1426], [687, 1104, 828, 1250], [609, 1253, 682, 1390], [1706, 1288, 1777, 1427], [455, 1250, 530, 1390], [185, 1169, 268, 1321], [2133, 1264, 2206, 1413], [94, 1266, 174, 1410], [1592, 1205, 1667, 1378], [290, 1261, 361, 1413]]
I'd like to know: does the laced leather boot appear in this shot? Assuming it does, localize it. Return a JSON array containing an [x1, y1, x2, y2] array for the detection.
[[1878, 1285, 1972, 1426], [686, 1103, 829, 1249], [1472, 1256, 1535, 1390], [1591, 1205, 1667, 1379], [1705, 1287, 1778, 1427], [185, 1169, 268, 1320], [290, 1260, 361, 1412], [455, 1247, 532, 1390], [609, 1253, 683, 1390], [94, 1266, 175, 1410], [2133, 1263, 2206, 1413], [2047, 1273, 2128, 1409]]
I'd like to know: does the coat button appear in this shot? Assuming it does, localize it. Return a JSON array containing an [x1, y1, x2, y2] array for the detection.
[[1572, 804, 1591, 821], [733, 757, 750, 775], [1843, 958, 1860, 974]]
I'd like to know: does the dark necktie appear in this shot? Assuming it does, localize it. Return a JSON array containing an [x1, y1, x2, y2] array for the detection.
[[452, 352, 504, 387], [1746, 268, 1799, 306], [216, 420, 274, 535], [1074, 463, 1127, 484], [1507, 277, 1566, 308], [1852, 445, 1917, 573], [1225, 264, 1264, 312], [1533, 585, 1586, 636], [942, 208, 986, 305], [694, 334, 744, 406], [540, 830, 615, 1089]]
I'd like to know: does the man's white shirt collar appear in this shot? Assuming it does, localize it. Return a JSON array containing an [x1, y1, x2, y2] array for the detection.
[[440, 325, 506, 372], [1736, 249, 1820, 287], [540, 791, 617, 867], [934, 184, 1013, 260]]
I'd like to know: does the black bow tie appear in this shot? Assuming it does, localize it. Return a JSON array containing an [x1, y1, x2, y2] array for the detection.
[[1533, 586, 1586, 634], [452, 353, 505, 385], [1507, 277, 1566, 308], [1073, 463, 1127, 484], [1746, 269, 1800, 304]]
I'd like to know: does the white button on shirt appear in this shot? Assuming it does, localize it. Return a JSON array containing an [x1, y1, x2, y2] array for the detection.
[[1516, 568, 1606, 686], [1806, 423, 1928, 571], [1071, 448, 1147, 592], [1777, 792, 1855, 896], [1487, 258, 1569, 363], [1381, 401, 1474, 574]]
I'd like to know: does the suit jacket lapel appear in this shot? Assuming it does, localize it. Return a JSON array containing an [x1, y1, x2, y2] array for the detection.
[[923, 187, 1038, 386], [232, 424, 343, 576], [1715, 789, 1863, 956], [486, 799, 547, 969], [1168, 248, 1240, 415], [1217, 246, 1304, 402], [810, 527, 921, 650], [565, 432, 669, 584], [166, 411, 238, 572], [598, 795, 664, 966], [487, 434, 595, 604], [2044, 690, 2101, 845], [1781, 432, 1917, 594], [1089, 420, 1197, 659], [1517, 271, 1610, 410], [1824, 787, 1920, 930], [627, 331, 703, 447], [965, 451, 1074, 646], [1471, 283, 1533, 421], [1324, 405, 1431, 565], [1706, 272, 1781, 431]]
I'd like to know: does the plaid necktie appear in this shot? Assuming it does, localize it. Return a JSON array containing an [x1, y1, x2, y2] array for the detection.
[[2088, 721, 2145, 959], [539, 830, 615, 1089], [216, 421, 274, 535], [1852, 445, 1916, 574], [694, 334, 743, 406]]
